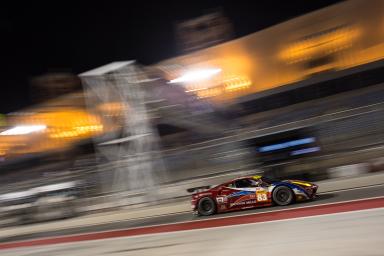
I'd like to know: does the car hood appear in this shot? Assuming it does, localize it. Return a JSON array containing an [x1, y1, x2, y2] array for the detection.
[[284, 180, 316, 187]]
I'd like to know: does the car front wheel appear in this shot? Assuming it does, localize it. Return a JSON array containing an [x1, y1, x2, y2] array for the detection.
[[273, 186, 293, 206]]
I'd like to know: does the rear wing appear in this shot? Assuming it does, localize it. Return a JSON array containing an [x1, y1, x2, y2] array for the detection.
[[187, 185, 213, 194]]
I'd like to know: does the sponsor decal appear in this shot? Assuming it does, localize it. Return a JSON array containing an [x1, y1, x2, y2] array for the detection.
[[230, 200, 257, 207], [256, 189, 268, 202], [230, 194, 257, 207], [227, 190, 254, 198], [256, 193, 268, 202], [216, 196, 228, 204]]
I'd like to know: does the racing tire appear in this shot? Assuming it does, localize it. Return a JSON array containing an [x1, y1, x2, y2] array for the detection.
[[197, 197, 216, 216], [272, 186, 294, 206]]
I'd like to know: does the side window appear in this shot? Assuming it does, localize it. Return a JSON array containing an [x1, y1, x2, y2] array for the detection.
[[235, 179, 252, 188], [235, 178, 261, 188]]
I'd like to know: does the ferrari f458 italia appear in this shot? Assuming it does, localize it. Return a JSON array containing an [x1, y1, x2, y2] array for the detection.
[[191, 175, 318, 216]]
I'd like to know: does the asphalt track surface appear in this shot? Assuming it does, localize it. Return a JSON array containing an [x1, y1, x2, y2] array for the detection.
[[1, 184, 384, 245], [7, 207, 384, 256], [2, 197, 384, 255]]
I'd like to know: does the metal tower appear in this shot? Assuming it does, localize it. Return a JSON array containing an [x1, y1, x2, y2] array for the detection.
[[80, 61, 165, 194]]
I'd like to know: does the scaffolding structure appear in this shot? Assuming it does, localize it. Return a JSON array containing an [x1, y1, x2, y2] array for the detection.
[[80, 61, 165, 194]]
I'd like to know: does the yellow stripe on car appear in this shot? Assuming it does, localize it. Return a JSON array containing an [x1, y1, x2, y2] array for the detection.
[[291, 181, 312, 187]]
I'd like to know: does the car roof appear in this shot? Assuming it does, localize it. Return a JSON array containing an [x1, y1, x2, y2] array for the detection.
[[230, 175, 262, 183]]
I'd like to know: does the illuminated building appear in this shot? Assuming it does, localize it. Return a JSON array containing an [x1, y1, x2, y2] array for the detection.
[[156, 0, 384, 104]]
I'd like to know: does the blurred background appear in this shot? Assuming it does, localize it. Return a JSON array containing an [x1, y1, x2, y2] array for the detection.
[[0, 0, 383, 226]]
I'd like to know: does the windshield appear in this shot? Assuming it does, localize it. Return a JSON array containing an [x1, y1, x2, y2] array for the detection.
[[261, 176, 280, 184]]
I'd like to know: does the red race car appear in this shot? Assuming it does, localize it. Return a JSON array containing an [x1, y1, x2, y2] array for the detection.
[[191, 175, 318, 216]]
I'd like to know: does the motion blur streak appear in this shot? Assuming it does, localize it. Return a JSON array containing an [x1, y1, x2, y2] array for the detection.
[[0, 1, 383, 255], [1, 207, 384, 255], [0, 197, 383, 250], [169, 68, 222, 84], [0, 125, 46, 136]]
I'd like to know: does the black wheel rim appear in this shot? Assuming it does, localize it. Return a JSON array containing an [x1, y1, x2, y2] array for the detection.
[[202, 200, 212, 212], [277, 190, 289, 202]]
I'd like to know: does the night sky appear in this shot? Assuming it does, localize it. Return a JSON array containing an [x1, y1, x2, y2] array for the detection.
[[0, 0, 341, 113]]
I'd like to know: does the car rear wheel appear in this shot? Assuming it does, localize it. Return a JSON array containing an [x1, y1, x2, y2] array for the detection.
[[197, 197, 216, 216], [273, 186, 293, 206]]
